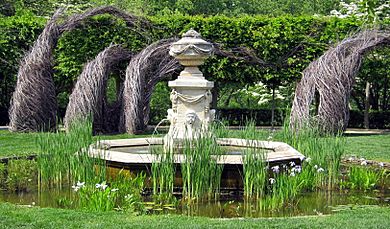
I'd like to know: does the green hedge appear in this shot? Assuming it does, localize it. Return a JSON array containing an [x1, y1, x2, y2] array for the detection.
[[216, 108, 286, 126], [0, 13, 46, 111], [211, 109, 390, 129], [348, 110, 390, 129], [1, 12, 389, 125]]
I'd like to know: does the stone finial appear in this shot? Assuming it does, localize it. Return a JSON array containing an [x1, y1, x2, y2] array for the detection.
[[182, 29, 201, 38], [169, 29, 213, 67]]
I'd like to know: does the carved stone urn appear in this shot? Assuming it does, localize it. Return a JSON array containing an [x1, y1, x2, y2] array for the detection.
[[165, 29, 215, 146]]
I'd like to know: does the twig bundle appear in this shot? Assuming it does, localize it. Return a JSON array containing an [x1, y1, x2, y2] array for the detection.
[[8, 11, 62, 132], [64, 45, 131, 133], [290, 29, 390, 133], [121, 39, 180, 134], [9, 6, 147, 132]]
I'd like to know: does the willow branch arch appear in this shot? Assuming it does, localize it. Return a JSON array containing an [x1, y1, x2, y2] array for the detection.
[[290, 29, 390, 133], [8, 6, 149, 132]]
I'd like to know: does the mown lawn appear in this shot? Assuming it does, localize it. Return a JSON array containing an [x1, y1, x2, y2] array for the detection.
[[0, 202, 389, 229], [0, 130, 42, 158], [0, 130, 157, 158], [345, 133, 390, 162]]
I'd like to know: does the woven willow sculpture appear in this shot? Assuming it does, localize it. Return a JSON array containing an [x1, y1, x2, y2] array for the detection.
[[290, 29, 390, 133], [120, 39, 180, 134], [8, 11, 62, 132], [9, 6, 146, 132], [64, 45, 132, 133]]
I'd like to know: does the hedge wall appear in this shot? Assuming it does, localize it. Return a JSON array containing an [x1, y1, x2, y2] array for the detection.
[[0, 12, 389, 126], [0, 13, 46, 112], [213, 109, 390, 129]]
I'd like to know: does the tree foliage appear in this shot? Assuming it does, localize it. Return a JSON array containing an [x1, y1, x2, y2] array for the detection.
[[1, 0, 342, 17]]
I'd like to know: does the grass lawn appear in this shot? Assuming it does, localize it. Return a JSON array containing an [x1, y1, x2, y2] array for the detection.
[[344, 134, 390, 162], [0, 130, 40, 158], [0, 130, 158, 158], [1, 202, 390, 229]]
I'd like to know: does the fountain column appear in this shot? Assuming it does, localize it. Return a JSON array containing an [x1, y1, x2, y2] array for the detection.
[[165, 29, 215, 145]]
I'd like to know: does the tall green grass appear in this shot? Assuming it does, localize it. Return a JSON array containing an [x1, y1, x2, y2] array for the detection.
[[36, 117, 106, 188], [281, 121, 345, 190], [236, 119, 346, 210], [151, 125, 224, 202], [181, 134, 223, 201], [243, 146, 267, 200], [235, 121, 267, 200], [151, 144, 175, 195], [154, 117, 348, 210]]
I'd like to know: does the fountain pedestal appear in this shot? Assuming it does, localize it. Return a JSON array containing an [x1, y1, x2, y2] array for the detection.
[[165, 29, 215, 144], [90, 29, 305, 182]]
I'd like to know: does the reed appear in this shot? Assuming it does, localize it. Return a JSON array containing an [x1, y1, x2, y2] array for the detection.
[[36, 117, 106, 188], [181, 133, 223, 201], [229, 120, 267, 200], [151, 144, 175, 195], [281, 121, 345, 190], [238, 118, 346, 210], [242, 144, 267, 200]]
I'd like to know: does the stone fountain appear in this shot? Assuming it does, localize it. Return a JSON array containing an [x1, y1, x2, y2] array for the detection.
[[90, 29, 305, 180], [165, 29, 215, 147]]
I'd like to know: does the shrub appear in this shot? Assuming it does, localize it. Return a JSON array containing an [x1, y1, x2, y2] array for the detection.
[[341, 166, 387, 191], [6, 159, 37, 192]]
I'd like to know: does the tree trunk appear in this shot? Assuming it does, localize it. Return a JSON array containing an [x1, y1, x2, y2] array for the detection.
[[382, 78, 388, 111], [271, 85, 276, 129], [369, 83, 379, 110], [364, 81, 370, 129]]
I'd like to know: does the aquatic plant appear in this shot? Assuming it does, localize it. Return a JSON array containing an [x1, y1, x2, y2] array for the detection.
[[5, 159, 37, 192], [144, 193, 178, 213], [238, 120, 268, 201], [72, 172, 145, 213], [242, 145, 267, 200], [341, 166, 388, 191], [282, 121, 345, 190], [74, 181, 118, 212], [181, 134, 223, 201], [151, 145, 176, 196], [108, 170, 146, 213], [265, 166, 305, 210], [36, 117, 106, 188]]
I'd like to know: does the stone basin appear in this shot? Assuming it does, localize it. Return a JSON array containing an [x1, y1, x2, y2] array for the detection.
[[89, 137, 305, 165]]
